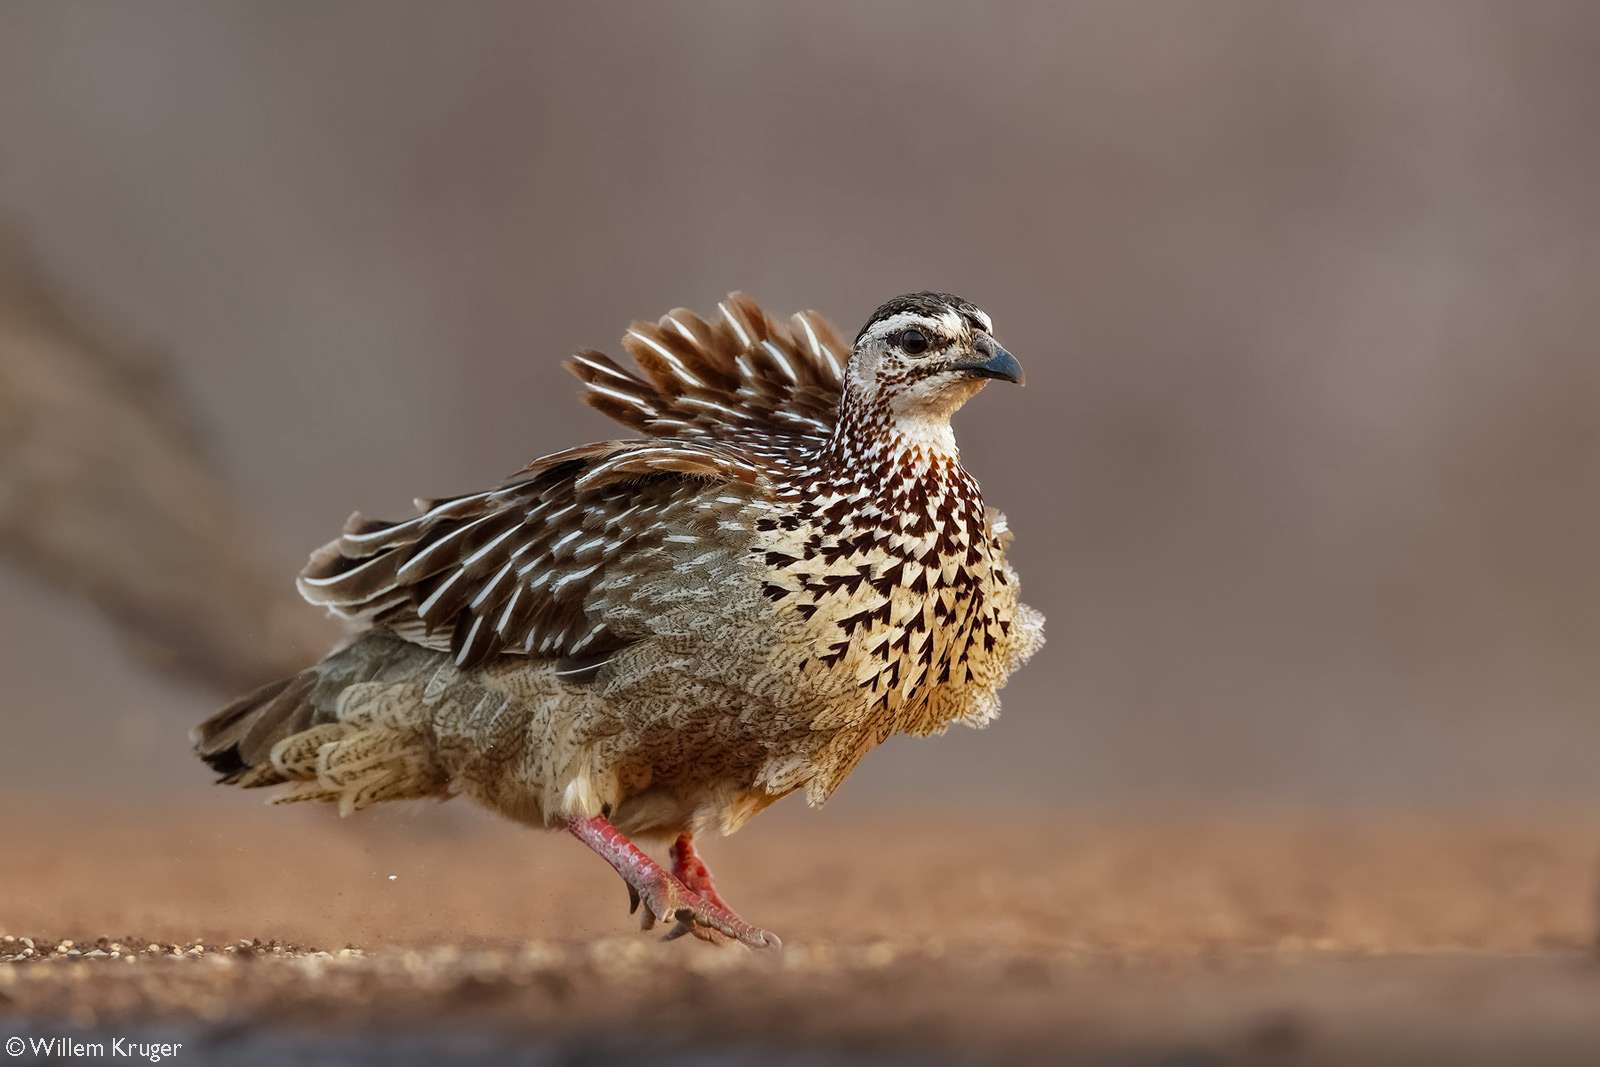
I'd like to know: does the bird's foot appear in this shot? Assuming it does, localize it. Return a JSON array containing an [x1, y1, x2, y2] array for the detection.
[[630, 869, 779, 949], [568, 815, 780, 951]]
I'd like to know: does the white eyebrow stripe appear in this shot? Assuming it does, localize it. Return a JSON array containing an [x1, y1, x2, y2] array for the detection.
[[627, 329, 705, 388], [862, 311, 938, 341], [720, 303, 752, 348]]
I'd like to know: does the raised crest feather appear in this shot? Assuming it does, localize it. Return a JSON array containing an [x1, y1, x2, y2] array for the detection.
[[564, 292, 848, 472]]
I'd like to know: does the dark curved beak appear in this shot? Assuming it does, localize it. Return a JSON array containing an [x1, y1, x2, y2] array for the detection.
[[951, 336, 1025, 385]]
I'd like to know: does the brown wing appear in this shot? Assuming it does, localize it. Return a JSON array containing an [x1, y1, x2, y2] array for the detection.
[[297, 439, 764, 672], [563, 292, 849, 472]]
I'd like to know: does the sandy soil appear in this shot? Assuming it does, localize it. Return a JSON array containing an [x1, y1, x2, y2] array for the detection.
[[4, 797, 1600, 1064]]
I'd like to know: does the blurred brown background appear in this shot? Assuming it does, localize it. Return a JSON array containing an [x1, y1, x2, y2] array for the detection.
[[1, 0, 1598, 809]]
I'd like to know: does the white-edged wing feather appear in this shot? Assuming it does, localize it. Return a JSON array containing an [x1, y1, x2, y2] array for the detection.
[[564, 292, 847, 472], [298, 439, 764, 671]]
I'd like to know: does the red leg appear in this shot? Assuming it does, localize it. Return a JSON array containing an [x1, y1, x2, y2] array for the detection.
[[567, 816, 779, 949], [670, 834, 738, 915]]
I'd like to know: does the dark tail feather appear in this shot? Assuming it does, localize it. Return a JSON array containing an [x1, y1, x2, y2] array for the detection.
[[191, 670, 318, 786], [194, 632, 444, 789]]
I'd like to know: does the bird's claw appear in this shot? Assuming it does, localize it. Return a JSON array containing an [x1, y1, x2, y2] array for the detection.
[[659, 908, 777, 947], [665, 898, 780, 950], [631, 875, 779, 950], [661, 909, 731, 945]]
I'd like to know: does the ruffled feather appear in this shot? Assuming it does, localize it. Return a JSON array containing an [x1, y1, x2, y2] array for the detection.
[[299, 439, 766, 671], [563, 292, 847, 472]]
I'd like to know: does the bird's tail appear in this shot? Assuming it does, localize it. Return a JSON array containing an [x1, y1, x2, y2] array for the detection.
[[192, 664, 329, 788], [191, 632, 453, 813]]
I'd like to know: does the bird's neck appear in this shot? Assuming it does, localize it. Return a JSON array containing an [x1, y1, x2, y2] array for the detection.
[[818, 389, 962, 484]]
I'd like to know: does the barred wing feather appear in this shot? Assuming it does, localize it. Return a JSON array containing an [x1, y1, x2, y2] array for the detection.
[[298, 439, 764, 672], [564, 292, 847, 471]]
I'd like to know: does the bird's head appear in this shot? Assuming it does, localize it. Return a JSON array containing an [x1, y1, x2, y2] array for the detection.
[[846, 292, 1023, 438]]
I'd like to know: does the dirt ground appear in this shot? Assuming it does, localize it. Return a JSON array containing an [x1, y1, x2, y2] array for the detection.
[[4, 797, 1600, 1065]]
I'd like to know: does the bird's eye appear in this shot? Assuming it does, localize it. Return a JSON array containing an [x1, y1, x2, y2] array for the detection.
[[898, 328, 929, 355]]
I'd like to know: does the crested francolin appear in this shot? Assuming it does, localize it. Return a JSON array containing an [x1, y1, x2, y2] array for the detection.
[[195, 291, 1044, 948]]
